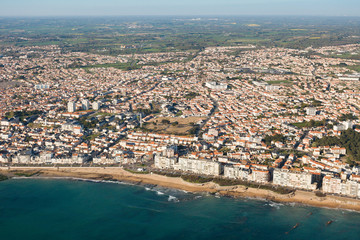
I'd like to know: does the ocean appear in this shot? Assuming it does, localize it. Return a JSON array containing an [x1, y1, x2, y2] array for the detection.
[[0, 178, 359, 240]]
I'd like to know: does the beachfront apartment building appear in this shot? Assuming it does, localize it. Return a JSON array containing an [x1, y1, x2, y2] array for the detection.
[[224, 164, 250, 180], [12, 152, 89, 165], [0, 154, 9, 163], [12, 153, 32, 164], [155, 155, 270, 182], [322, 176, 360, 198], [154, 155, 221, 176], [224, 164, 270, 183], [93, 156, 117, 165], [273, 168, 317, 190], [154, 155, 179, 169], [177, 157, 222, 176], [322, 176, 341, 195], [250, 169, 270, 183]]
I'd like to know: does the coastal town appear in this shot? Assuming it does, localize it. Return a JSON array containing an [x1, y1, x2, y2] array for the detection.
[[2, 43, 360, 200]]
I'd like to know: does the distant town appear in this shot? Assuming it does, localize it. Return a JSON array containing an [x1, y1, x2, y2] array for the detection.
[[2, 41, 360, 199]]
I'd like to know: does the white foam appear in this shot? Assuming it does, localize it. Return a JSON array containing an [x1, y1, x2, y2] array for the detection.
[[11, 176, 136, 186], [12, 177, 29, 179], [288, 202, 296, 207], [168, 195, 179, 202], [268, 202, 284, 209]]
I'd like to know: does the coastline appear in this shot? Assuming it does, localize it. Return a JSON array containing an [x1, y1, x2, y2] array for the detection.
[[2, 166, 360, 212]]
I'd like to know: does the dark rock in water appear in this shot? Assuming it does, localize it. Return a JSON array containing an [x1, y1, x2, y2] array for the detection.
[[144, 184, 157, 189], [326, 220, 333, 226], [0, 174, 8, 181], [285, 223, 299, 234]]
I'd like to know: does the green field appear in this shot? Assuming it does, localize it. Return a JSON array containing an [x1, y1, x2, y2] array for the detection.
[[1, 16, 360, 55], [346, 65, 360, 72]]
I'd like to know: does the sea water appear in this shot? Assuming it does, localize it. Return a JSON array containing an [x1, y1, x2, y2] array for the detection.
[[0, 179, 359, 240]]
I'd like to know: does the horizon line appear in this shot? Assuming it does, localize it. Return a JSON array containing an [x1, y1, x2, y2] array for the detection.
[[1, 14, 360, 18]]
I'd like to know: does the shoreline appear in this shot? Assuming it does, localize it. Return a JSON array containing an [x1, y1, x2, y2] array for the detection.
[[2, 167, 360, 212]]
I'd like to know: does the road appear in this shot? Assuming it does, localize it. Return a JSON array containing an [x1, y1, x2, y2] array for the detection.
[[196, 94, 218, 137]]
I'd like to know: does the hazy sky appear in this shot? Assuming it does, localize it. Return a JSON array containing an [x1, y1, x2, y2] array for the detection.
[[1, 0, 360, 17]]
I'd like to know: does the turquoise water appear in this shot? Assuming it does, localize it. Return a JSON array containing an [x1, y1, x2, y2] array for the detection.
[[0, 179, 360, 240]]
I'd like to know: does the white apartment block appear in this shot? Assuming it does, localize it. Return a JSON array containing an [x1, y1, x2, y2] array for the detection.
[[333, 121, 354, 131], [265, 85, 280, 91], [273, 168, 317, 190], [35, 84, 50, 90], [12, 152, 88, 165], [93, 101, 101, 110], [0, 154, 9, 163], [250, 169, 270, 183], [322, 176, 360, 198], [82, 99, 90, 110], [306, 107, 317, 116], [224, 165, 250, 180], [154, 155, 221, 176], [205, 81, 228, 91], [68, 101, 76, 112], [177, 157, 221, 176], [154, 155, 179, 170], [93, 157, 117, 165], [12, 154, 32, 164]]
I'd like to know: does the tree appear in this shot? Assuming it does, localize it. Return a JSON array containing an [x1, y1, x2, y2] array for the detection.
[[338, 113, 358, 121], [313, 129, 360, 164], [263, 134, 286, 146], [161, 119, 171, 124]]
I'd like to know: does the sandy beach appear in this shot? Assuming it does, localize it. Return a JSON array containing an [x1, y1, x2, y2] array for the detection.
[[1, 166, 360, 212]]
